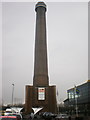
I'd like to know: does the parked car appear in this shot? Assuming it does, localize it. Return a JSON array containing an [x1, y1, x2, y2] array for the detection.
[[0, 116, 17, 120], [4, 109, 12, 116], [55, 114, 69, 119], [0, 114, 22, 120], [42, 112, 57, 119], [7, 114, 22, 120]]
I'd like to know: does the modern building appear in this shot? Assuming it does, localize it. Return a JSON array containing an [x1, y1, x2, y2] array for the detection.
[[64, 2, 90, 116], [64, 80, 90, 115], [25, 2, 57, 114]]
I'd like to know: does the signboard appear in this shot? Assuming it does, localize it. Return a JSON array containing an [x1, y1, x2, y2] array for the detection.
[[38, 88, 45, 100]]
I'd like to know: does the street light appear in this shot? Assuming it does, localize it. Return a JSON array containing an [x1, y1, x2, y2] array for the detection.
[[74, 85, 78, 117], [12, 83, 14, 106]]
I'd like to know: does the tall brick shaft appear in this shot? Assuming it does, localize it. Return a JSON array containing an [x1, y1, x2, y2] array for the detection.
[[33, 2, 49, 87], [25, 2, 57, 114]]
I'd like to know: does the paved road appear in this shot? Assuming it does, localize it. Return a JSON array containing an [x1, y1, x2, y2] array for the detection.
[[22, 117, 90, 120]]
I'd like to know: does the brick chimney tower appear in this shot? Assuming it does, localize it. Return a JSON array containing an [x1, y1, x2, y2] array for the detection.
[[33, 2, 49, 87], [25, 2, 57, 114]]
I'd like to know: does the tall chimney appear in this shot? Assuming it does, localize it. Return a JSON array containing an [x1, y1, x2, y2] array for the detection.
[[33, 2, 49, 87], [25, 2, 57, 114]]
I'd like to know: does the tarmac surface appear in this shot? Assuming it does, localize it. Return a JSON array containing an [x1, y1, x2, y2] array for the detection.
[[22, 117, 90, 120]]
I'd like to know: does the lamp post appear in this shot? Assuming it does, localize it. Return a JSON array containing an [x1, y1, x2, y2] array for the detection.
[[74, 85, 78, 117], [12, 83, 14, 106]]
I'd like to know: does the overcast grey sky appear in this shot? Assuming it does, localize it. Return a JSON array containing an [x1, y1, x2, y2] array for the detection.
[[1, 1, 89, 104]]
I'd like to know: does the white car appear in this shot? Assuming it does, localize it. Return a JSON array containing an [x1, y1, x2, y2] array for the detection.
[[55, 114, 69, 119], [4, 108, 12, 116]]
